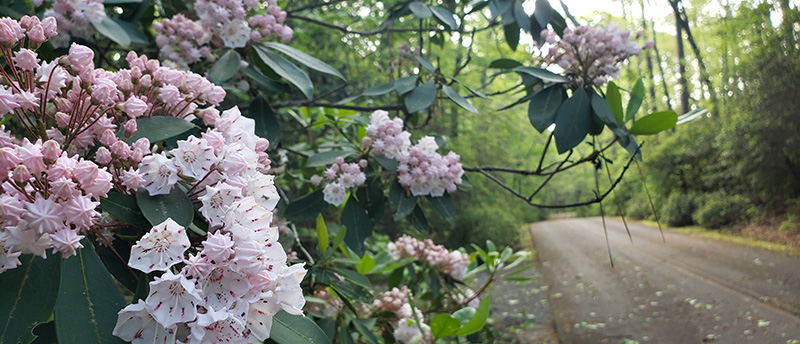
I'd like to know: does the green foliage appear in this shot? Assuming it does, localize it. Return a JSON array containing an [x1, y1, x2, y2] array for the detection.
[[693, 193, 749, 229], [661, 193, 701, 227], [0, 254, 60, 344]]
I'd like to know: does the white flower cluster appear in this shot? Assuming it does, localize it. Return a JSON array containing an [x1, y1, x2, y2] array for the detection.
[[387, 235, 470, 281], [365, 111, 463, 197], [320, 156, 367, 206], [393, 304, 432, 344], [113, 106, 305, 343], [44, 0, 106, 48]]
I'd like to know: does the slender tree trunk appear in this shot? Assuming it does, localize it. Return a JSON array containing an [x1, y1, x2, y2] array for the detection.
[[670, 0, 690, 115], [676, 3, 719, 112], [649, 0, 673, 111], [640, 0, 657, 112]]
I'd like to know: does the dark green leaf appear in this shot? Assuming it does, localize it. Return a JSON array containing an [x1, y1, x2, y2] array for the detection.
[[334, 268, 372, 289], [135, 187, 194, 227], [254, 45, 314, 99], [528, 85, 565, 133], [127, 116, 196, 143], [431, 314, 461, 339], [605, 82, 624, 123], [306, 150, 355, 168], [387, 267, 404, 289], [362, 81, 395, 96], [452, 78, 487, 99], [619, 133, 642, 161], [415, 56, 435, 71], [487, 58, 522, 69], [262, 42, 344, 79], [342, 200, 373, 257], [512, 66, 569, 83], [442, 85, 477, 113], [100, 191, 150, 230], [30, 321, 57, 344], [554, 88, 592, 154], [629, 111, 678, 135], [270, 311, 331, 344], [246, 96, 281, 146], [209, 49, 241, 84], [242, 65, 289, 93], [408, 2, 433, 18], [503, 22, 520, 51], [455, 295, 491, 335], [430, 6, 458, 29], [284, 190, 328, 222], [404, 81, 437, 113], [590, 90, 618, 126], [92, 17, 131, 47], [110, 19, 148, 45], [352, 319, 378, 344], [0, 254, 60, 344], [389, 179, 417, 220], [533, 0, 552, 28], [427, 193, 456, 224], [374, 156, 398, 171], [55, 239, 126, 344], [96, 239, 139, 293], [549, 10, 567, 36], [409, 205, 430, 234], [394, 76, 418, 95], [625, 78, 645, 121]]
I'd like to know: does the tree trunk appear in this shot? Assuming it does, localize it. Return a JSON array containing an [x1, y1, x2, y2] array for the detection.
[[671, 0, 690, 115], [640, 0, 657, 112]]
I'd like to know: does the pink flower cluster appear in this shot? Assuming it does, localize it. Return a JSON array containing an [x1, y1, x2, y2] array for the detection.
[[320, 156, 367, 206], [305, 287, 342, 317], [43, 0, 106, 48], [155, 0, 293, 68], [538, 24, 649, 86], [372, 286, 410, 314], [393, 303, 431, 344], [387, 235, 470, 281], [0, 135, 112, 272], [366, 111, 464, 197]]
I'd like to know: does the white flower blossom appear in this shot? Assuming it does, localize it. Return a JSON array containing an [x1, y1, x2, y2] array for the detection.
[[129, 218, 190, 273]]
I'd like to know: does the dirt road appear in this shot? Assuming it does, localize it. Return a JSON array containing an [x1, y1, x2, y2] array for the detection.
[[529, 218, 800, 344]]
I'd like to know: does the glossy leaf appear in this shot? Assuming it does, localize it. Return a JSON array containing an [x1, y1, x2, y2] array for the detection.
[[427, 193, 456, 224], [451, 307, 476, 326], [0, 254, 60, 344], [342, 200, 373, 257], [554, 88, 592, 154], [242, 65, 289, 93], [409, 205, 430, 234], [283, 189, 328, 222], [394, 76, 418, 95], [528, 85, 565, 133], [247, 96, 282, 146], [362, 81, 395, 96], [270, 311, 331, 344], [625, 78, 645, 121], [316, 214, 329, 254], [431, 314, 461, 339], [590, 90, 618, 127], [503, 22, 520, 51], [92, 17, 130, 47], [100, 191, 150, 230], [306, 150, 355, 168], [404, 81, 437, 113], [415, 56, 435, 71], [374, 156, 398, 171], [442, 85, 477, 113], [262, 42, 344, 79], [135, 187, 194, 227], [127, 116, 196, 143], [408, 2, 432, 18], [512, 66, 569, 83], [430, 6, 458, 29], [488, 58, 522, 69], [605, 82, 624, 123], [255, 45, 314, 99], [629, 111, 678, 135], [455, 295, 491, 335], [533, 0, 553, 28], [55, 239, 126, 344], [452, 78, 487, 99], [389, 180, 417, 220], [209, 49, 241, 84]]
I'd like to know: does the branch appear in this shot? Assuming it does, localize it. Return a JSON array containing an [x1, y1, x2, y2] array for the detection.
[[272, 100, 405, 112], [288, 14, 500, 37]]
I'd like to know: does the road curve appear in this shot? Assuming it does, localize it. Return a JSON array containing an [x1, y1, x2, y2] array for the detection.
[[530, 218, 800, 344]]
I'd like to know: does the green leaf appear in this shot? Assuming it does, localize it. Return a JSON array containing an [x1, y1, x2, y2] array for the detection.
[[512, 66, 569, 83], [362, 81, 395, 96], [409, 205, 430, 234], [404, 81, 437, 113], [100, 191, 150, 229], [110, 19, 148, 45], [430, 6, 458, 29], [442, 85, 478, 113], [356, 254, 376, 274], [533, 0, 553, 28], [333, 268, 372, 289], [503, 22, 520, 51], [262, 42, 344, 79], [451, 307, 476, 326], [352, 319, 379, 344], [306, 150, 355, 168], [427, 193, 456, 224], [209, 49, 241, 84], [254, 45, 314, 99], [135, 187, 194, 227], [415, 56, 435, 71], [408, 2, 433, 18], [528, 85, 565, 133], [55, 239, 126, 344], [621, 133, 642, 161], [96, 240, 139, 293], [316, 214, 329, 254], [0, 254, 60, 344], [606, 82, 624, 123], [452, 78, 487, 99], [270, 311, 331, 344], [554, 88, 592, 154], [625, 78, 645, 121], [374, 156, 398, 171], [488, 58, 522, 69], [332, 225, 347, 251], [283, 190, 328, 222], [242, 65, 289, 93], [629, 111, 678, 135], [127, 116, 196, 143], [455, 295, 491, 335], [246, 96, 282, 146], [389, 179, 417, 220], [394, 76, 418, 95], [431, 314, 461, 339], [387, 267, 404, 289], [342, 200, 373, 257], [92, 16, 131, 47], [590, 90, 618, 127]]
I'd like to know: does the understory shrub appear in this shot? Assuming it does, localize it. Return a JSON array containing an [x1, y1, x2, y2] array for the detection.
[[662, 193, 701, 227], [693, 193, 749, 228]]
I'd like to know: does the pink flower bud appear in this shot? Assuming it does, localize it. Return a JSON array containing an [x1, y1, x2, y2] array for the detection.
[[41, 17, 57, 37], [122, 96, 147, 118], [100, 129, 117, 147], [335, 156, 344, 165], [255, 138, 269, 152], [124, 119, 137, 137], [42, 140, 60, 162], [94, 147, 112, 165], [68, 43, 94, 73], [12, 165, 30, 184], [359, 159, 368, 168], [0, 18, 24, 47]]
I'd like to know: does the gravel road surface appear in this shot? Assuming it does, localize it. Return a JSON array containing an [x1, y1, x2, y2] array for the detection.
[[530, 218, 800, 344]]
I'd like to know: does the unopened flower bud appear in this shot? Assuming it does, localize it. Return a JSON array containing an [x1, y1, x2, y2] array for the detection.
[[42, 140, 61, 163], [12, 165, 30, 183]]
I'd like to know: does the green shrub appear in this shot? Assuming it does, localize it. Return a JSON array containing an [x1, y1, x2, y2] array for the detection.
[[693, 193, 749, 229], [661, 193, 701, 227], [779, 199, 800, 232], [625, 193, 655, 220]]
